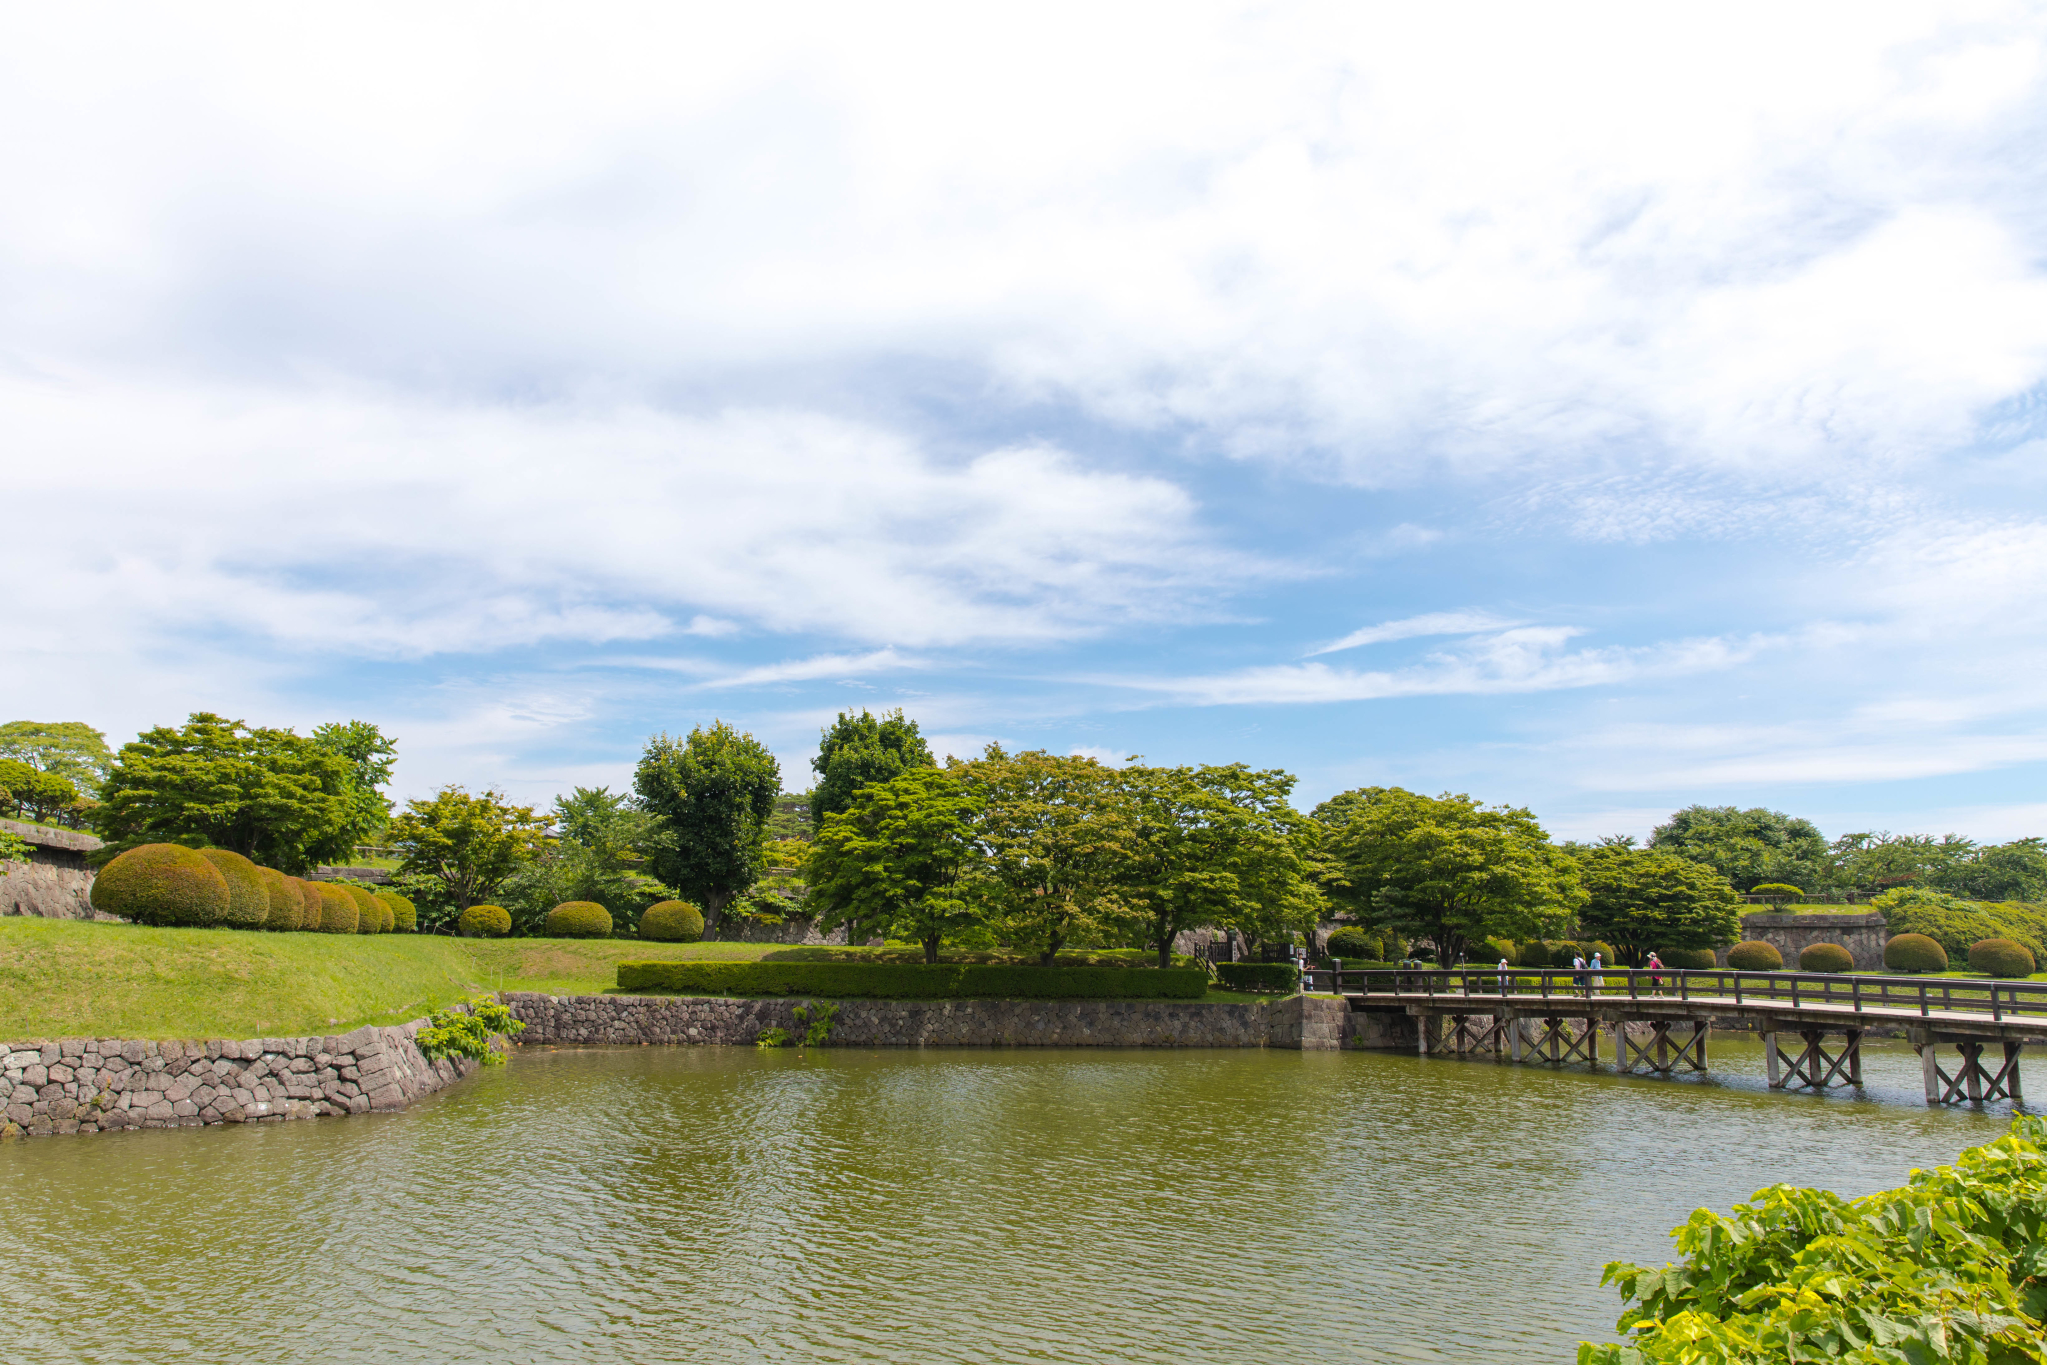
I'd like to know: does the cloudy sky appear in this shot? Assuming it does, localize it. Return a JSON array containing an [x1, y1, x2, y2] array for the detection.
[[5, 2, 2047, 842]]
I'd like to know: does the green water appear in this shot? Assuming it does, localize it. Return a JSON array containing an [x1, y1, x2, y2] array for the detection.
[[0, 1037, 2016, 1363]]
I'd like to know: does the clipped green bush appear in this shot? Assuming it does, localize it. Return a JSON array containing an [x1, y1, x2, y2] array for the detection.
[[89, 843, 230, 926], [1217, 962, 1298, 992], [1657, 948, 1717, 970], [256, 865, 303, 931], [315, 882, 359, 933], [1799, 942, 1854, 974], [1325, 927, 1374, 960], [639, 899, 705, 942], [196, 848, 269, 928], [378, 899, 394, 932], [341, 883, 383, 934], [290, 877, 322, 930], [545, 901, 613, 938], [1749, 883, 1803, 908], [1969, 937, 2036, 979], [378, 890, 416, 933], [460, 903, 512, 938], [1884, 932, 1948, 973], [617, 961, 1209, 1000], [1726, 940, 1784, 971], [1477, 937, 1516, 965]]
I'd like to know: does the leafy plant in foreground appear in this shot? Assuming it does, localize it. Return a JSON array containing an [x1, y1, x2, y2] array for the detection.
[[415, 995, 525, 1066]]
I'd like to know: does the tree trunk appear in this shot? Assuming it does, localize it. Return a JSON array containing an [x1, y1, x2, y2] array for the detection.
[[923, 935, 941, 965], [1039, 930, 1065, 967], [1156, 918, 1173, 970], [703, 889, 730, 938]]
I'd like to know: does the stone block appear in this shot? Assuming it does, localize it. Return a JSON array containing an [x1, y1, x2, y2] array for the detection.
[[145, 1100, 174, 1121], [60, 1038, 86, 1058]]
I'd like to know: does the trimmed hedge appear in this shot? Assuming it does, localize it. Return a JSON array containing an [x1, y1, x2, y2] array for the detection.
[[460, 903, 512, 938], [1885, 932, 1948, 973], [1799, 942, 1854, 974], [546, 901, 613, 938], [342, 884, 383, 934], [315, 882, 359, 933], [290, 877, 321, 929], [197, 848, 269, 928], [379, 890, 416, 933], [1727, 940, 1784, 971], [90, 844, 229, 926], [1970, 937, 2036, 979], [639, 900, 705, 943], [1654, 948, 1717, 970], [1325, 927, 1375, 959], [1217, 962, 1298, 992], [256, 866, 303, 931], [617, 961, 1210, 1000]]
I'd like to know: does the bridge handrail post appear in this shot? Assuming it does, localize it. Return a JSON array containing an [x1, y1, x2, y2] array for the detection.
[[1629, 968, 1638, 1003], [1791, 975, 1799, 1009], [1542, 969, 1551, 1001], [1462, 969, 1471, 999], [1853, 978, 1861, 1014], [1679, 969, 1689, 1003], [1994, 984, 2003, 1022], [1734, 972, 1742, 1006], [1920, 982, 1929, 1018]]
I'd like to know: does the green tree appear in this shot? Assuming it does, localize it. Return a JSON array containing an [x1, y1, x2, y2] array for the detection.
[[93, 713, 356, 873], [0, 720, 114, 796], [807, 767, 981, 961], [1327, 789, 1581, 965], [810, 708, 935, 828], [1572, 846, 1742, 965], [1939, 837, 2047, 902], [951, 745, 1131, 965], [1117, 762, 1323, 967], [1647, 805, 1837, 892], [388, 786, 552, 917], [0, 759, 86, 826], [310, 720, 399, 849], [634, 721, 781, 933], [501, 786, 667, 936], [1830, 829, 1975, 892]]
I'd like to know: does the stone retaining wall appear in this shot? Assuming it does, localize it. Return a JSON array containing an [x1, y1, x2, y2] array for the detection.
[[1, 818, 105, 920], [0, 1020, 479, 1140], [1723, 912, 1890, 972]]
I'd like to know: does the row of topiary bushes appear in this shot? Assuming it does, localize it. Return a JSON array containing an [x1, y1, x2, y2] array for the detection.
[[450, 899, 709, 940], [616, 960, 1210, 999], [1721, 934, 2040, 978], [89, 843, 415, 933]]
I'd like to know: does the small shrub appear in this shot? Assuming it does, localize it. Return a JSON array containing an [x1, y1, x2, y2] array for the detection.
[[1657, 948, 1717, 970], [1216, 962, 1298, 992], [639, 899, 705, 942], [1799, 942, 1854, 974], [459, 903, 512, 938], [545, 901, 613, 938], [288, 877, 320, 930], [1325, 927, 1374, 960], [1727, 940, 1784, 971], [197, 848, 270, 928], [379, 890, 416, 933], [315, 882, 359, 933], [379, 899, 394, 932], [758, 1000, 840, 1048], [414, 994, 525, 1066], [1970, 937, 2036, 979], [255, 866, 303, 931], [1750, 883, 1803, 908], [1884, 932, 1948, 973], [1550, 942, 1580, 967], [1477, 937, 1516, 965], [342, 884, 383, 933], [90, 844, 230, 926]]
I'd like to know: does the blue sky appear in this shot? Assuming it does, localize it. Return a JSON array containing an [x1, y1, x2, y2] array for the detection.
[[6, 3, 2047, 843]]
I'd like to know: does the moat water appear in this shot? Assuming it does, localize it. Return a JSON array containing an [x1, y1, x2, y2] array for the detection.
[[1, 1037, 2016, 1363]]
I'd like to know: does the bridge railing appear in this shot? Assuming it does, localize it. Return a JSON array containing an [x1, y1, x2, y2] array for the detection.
[[1312, 965, 2047, 1023]]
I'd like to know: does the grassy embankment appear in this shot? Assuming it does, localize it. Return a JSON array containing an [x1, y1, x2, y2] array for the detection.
[[0, 919, 1239, 1040]]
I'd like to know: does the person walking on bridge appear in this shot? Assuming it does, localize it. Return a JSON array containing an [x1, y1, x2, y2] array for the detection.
[[1589, 952, 1604, 997], [1572, 952, 1587, 997], [1645, 951, 1664, 997], [1497, 957, 1511, 996]]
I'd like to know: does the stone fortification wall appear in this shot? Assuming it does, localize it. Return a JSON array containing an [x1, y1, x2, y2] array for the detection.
[[1, 819, 106, 920], [1719, 912, 1889, 971], [0, 1020, 478, 1140]]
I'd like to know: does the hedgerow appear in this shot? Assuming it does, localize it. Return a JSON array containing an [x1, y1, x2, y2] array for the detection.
[[617, 961, 1209, 1000], [89, 844, 229, 926], [1216, 962, 1298, 992], [197, 848, 269, 928], [256, 865, 303, 931]]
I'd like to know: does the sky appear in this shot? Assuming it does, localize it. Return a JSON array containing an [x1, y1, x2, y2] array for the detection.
[[5, 2, 2047, 844]]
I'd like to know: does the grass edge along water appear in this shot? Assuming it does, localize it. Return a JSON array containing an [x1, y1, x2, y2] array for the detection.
[[616, 960, 1211, 1000]]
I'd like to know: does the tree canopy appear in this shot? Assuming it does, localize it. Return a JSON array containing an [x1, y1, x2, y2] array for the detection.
[[310, 720, 398, 849], [0, 720, 114, 796], [634, 721, 781, 931], [0, 759, 87, 827], [810, 708, 935, 828], [1647, 805, 1834, 892], [807, 767, 980, 961], [1572, 845, 1742, 965], [389, 786, 552, 917]]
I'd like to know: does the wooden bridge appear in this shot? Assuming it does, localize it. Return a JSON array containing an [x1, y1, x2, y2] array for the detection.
[[1304, 965, 2047, 1106]]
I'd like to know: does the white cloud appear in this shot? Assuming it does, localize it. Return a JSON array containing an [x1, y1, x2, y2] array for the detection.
[[1309, 611, 1525, 656]]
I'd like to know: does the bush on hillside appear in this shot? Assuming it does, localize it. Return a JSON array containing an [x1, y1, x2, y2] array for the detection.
[[1969, 937, 2036, 979], [378, 899, 394, 932], [1477, 937, 1516, 965], [1658, 948, 1717, 970], [459, 903, 512, 938], [256, 866, 303, 931], [1325, 927, 1374, 961], [1749, 883, 1803, 908], [618, 960, 1210, 1000], [1217, 962, 1298, 992], [545, 901, 613, 938], [378, 890, 416, 933], [315, 882, 358, 933], [1799, 942, 1854, 974], [1726, 940, 1783, 971], [290, 877, 322, 930], [196, 848, 269, 928], [1870, 887, 2047, 966], [1884, 932, 1948, 973], [342, 884, 383, 933], [639, 900, 705, 942], [90, 843, 230, 926]]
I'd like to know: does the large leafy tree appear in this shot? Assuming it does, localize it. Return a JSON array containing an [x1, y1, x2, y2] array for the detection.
[[1117, 762, 1324, 966], [1572, 844, 1742, 965], [0, 720, 114, 797], [1829, 830, 1975, 892], [634, 721, 781, 933], [807, 767, 981, 961], [1942, 837, 2047, 902], [951, 745, 1132, 965], [0, 759, 87, 827], [1648, 805, 1837, 893], [310, 720, 399, 850], [388, 786, 552, 917], [93, 713, 356, 873], [810, 708, 935, 828], [1327, 788, 1581, 965], [500, 786, 667, 936]]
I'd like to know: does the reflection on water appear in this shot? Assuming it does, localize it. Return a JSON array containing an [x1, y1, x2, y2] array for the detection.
[[0, 1035, 2015, 1363]]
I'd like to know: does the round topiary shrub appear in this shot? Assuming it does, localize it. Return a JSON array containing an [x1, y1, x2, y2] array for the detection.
[[377, 891, 414, 932], [1549, 942, 1579, 967], [1727, 940, 1784, 971], [196, 848, 269, 928], [89, 844, 230, 926], [1325, 927, 1374, 961], [315, 882, 359, 933], [256, 866, 303, 931], [545, 901, 613, 938], [341, 884, 382, 934], [1800, 942, 1854, 974], [290, 877, 322, 930], [1885, 932, 1948, 973], [459, 903, 511, 938], [639, 899, 705, 942], [1750, 883, 1804, 909], [1970, 937, 2036, 979], [1658, 948, 1717, 970]]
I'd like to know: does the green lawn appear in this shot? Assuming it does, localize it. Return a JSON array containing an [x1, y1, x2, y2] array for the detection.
[[0, 921, 1219, 1041]]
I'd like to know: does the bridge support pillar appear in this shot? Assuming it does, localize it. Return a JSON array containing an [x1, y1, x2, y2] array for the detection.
[[1614, 1020, 1708, 1076], [1765, 1029, 1862, 1091], [1918, 1040, 2022, 1106]]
